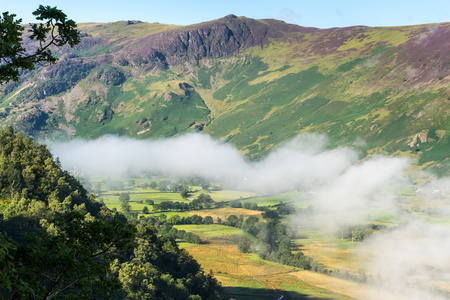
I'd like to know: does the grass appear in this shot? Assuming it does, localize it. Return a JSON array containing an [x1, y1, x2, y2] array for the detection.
[[174, 224, 244, 238], [201, 190, 257, 202], [185, 208, 263, 222], [289, 271, 405, 300], [179, 229, 357, 300], [92, 173, 450, 299], [3, 21, 449, 174]]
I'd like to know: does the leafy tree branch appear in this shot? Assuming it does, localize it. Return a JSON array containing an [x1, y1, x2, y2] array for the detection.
[[0, 5, 80, 84]]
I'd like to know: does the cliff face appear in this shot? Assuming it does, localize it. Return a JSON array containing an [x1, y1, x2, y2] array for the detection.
[[1, 16, 449, 174], [114, 15, 307, 68]]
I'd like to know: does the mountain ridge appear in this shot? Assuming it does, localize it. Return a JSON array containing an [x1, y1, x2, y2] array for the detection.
[[1, 15, 449, 174]]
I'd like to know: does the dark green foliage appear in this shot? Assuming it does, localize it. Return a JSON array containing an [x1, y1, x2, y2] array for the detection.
[[1, 212, 135, 299], [0, 127, 100, 225], [0, 127, 138, 299], [151, 193, 217, 212], [241, 215, 259, 233], [203, 216, 214, 224], [180, 187, 190, 198], [242, 202, 259, 210], [183, 232, 202, 244], [237, 238, 252, 253], [237, 217, 314, 271], [261, 209, 279, 219], [115, 226, 222, 299], [0, 128, 226, 299], [276, 202, 296, 215], [0, 6, 80, 84], [226, 215, 240, 227], [196, 193, 212, 203], [152, 201, 190, 212], [149, 182, 157, 190], [120, 200, 132, 214], [230, 201, 242, 208], [119, 192, 130, 202], [336, 224, 386, 242]]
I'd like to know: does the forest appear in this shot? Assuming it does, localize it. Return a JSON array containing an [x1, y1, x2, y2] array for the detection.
[[0, 127, 225, 299]]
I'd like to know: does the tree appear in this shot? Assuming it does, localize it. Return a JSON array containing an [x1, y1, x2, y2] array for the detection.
[[196, 193, 214, 204], [1, 211, 136, 299], [124, 178, 135, 187], [116, 225, 224, 299], [119, 192, 130, 202], [142, 206, 149, 214], [183, 232, 201, 244], [226, 215, 239, 227], [180, 187, 190, 198], [262, 209, 279, 219], [237, 238, 252, 253], [120, 201, 132, 214], [230, 201, 242, 208], [0, 5, 80, 84], [201, 182, 210, 191], [203, 216, 214, 225]]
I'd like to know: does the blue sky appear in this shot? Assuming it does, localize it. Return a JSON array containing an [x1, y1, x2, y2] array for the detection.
[[2, 0, 450, 28]]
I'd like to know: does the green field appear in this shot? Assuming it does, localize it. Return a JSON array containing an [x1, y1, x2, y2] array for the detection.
[[94, 174, 450, 299]]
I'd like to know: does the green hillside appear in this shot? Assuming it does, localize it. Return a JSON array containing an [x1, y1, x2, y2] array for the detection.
[[1, 16, 449, 174]]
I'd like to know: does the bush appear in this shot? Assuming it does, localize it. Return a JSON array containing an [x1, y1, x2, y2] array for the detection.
[[230, 201, 242, 208], [237, 238, 252, 253], [183, 232, 201, 244], [119, 193, 130, 202], [203, 216, 214, 224]]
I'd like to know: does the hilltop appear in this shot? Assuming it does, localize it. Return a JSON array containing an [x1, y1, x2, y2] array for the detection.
[[1, 15, 449, 174]]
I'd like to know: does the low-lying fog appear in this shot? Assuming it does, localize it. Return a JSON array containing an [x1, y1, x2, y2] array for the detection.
[[49, 132, 408, 195], [49, 132, 450, 299]]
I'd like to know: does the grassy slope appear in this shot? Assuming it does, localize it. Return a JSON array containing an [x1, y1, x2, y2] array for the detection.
[[1, 19, 449, 174], [196, 24, 450, 173]]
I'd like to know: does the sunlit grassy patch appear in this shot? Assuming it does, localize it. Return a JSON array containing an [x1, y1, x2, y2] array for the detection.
[[174, 224, 244, 238], [185, 207, 262, 222], [289, 271, 406, 300]]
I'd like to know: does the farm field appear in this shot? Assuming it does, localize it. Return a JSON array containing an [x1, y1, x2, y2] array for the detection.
[[94, 175, 450, 299]]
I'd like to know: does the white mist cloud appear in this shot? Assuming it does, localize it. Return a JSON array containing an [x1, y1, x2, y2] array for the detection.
[[49, 133, 361, 194], [317, 156, 409, 210], [362, 220, 450, 300], [49, 132, 411, 196], [49, 132, 450, 298]]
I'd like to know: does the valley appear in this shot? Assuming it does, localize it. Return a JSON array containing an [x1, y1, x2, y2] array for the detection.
[[91, 171, 450, 299], [1, 10, 449, 299]]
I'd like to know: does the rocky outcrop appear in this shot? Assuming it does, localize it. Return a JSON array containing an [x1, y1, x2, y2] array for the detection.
[[122, 15, 307, 68], [14, 108, 49, 134]]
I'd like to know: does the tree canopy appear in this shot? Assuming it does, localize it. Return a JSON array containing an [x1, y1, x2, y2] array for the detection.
[[0, 5, 80, 84], [0, 127, 225, 299]]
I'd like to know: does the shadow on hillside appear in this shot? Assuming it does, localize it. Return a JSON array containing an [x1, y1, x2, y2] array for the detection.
[[223, 286, 328, 300]]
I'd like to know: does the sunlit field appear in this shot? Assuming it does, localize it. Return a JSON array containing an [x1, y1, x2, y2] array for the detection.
[[89, 173, 450, 299]]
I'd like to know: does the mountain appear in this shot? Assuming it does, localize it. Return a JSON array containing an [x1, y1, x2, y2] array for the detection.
[[1, 15, 449, 174]]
